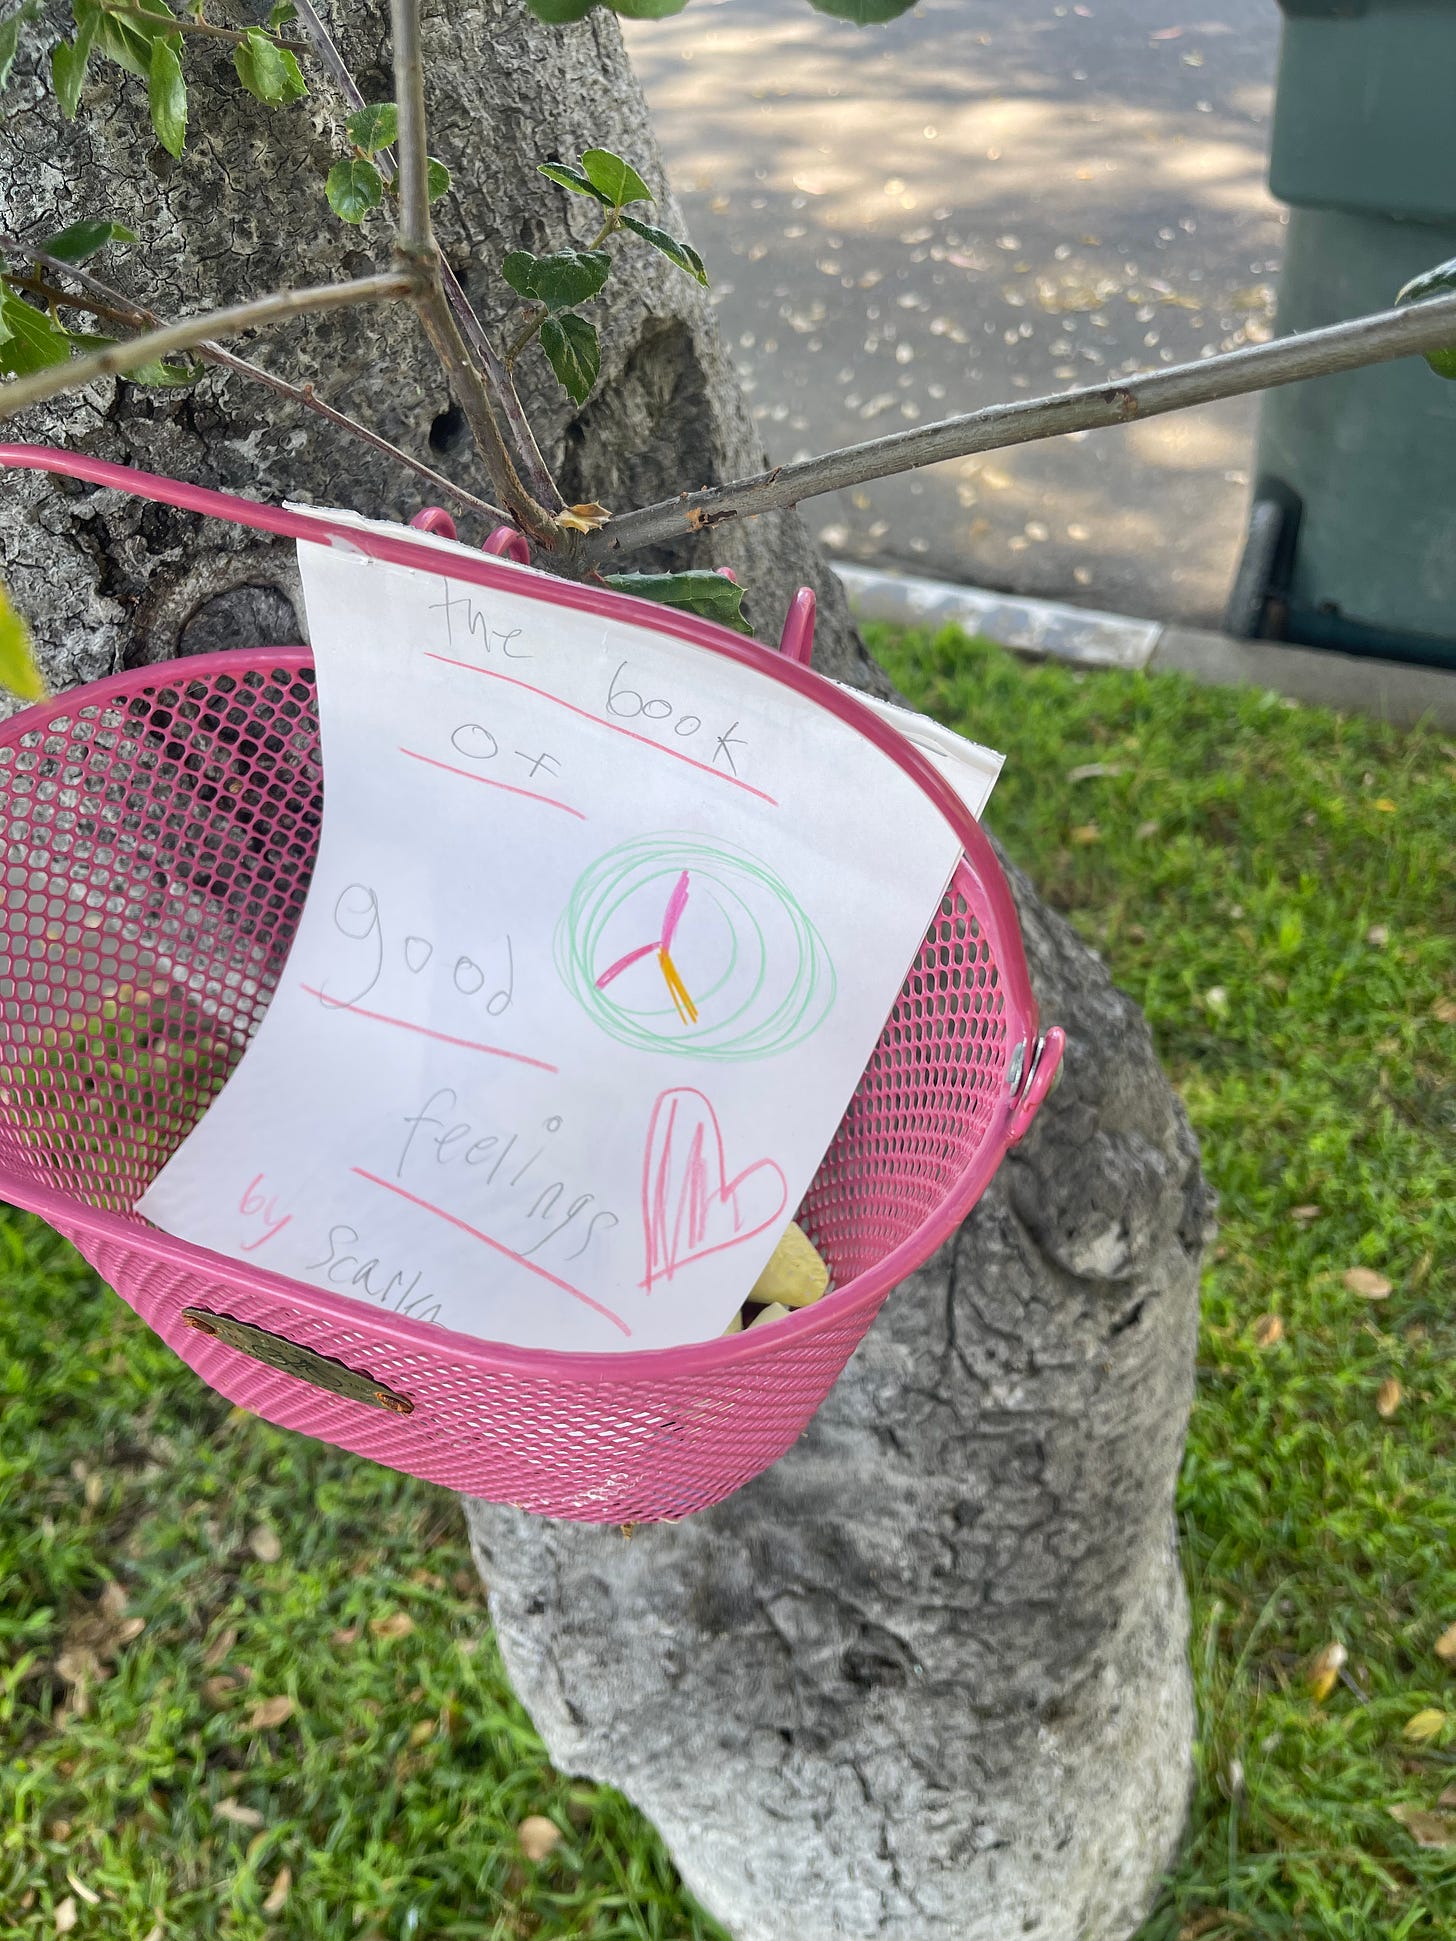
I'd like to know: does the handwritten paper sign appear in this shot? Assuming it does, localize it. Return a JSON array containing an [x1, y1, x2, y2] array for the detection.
[[138, 531, 975, 1352]]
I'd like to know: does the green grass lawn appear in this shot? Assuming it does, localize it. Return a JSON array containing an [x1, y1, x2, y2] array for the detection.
[[4, 631, 1453, 1939]]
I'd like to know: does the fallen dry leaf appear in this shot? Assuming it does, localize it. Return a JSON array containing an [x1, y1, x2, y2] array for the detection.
[[1366, 923, 1390, 948], [98, 1581, 127, 1621], [1134, 818, 1160, 841], [54, 1897, 77, 1935], [64, 1872, 100, 1907], [1344, 1267, 1392, 1300], [1376, 1378, 1403, 1419], [262, 1865, 293, 1916], [1433, 997, 1456, 1026], [202, 1624, 238, 1671], [556, 501, 611, 534], [215, 1798, 265, 1828], [1439, 1782, 1456, 1809], [517, 1814, 563, 1862], [1306, 1641, 1347, 1703], [330, 1626, 360, 1647], [1389, 1803, 1456, 1848], [1069, 822, 1100, 845], [1435, 1624, 1456, 1667], [142, 1927, 163, 1941], [1402, 1708, 1447, 1744], [247, 1525, 282, 1564], [247, 1695, 296, 1730], [200, 1674, 239, 1707], [408, 1719, 435, 1747], [369, 1611, 415, 1642], [1373, 797, 1397, 814], [1289, 1204, 1320, 1224], [1252, 1314, 1285, 1349]]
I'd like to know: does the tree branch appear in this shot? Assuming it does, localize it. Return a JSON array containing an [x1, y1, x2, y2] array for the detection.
[[108, 0, 312, 56], [294, 0, 564, 518], [385, 0, 557, 543], [0, 273, 415, 424], [0, 237, 505, 528], [585, 292, 1456, 562]]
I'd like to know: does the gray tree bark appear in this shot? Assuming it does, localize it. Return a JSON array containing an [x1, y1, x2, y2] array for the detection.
[[2, 4, 1209, 1935]]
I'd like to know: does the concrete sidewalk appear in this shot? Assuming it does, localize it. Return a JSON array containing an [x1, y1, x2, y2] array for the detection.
[[836, 563, 1456, 732]]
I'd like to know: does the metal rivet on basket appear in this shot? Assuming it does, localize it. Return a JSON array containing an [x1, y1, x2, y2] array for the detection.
[[1006, 1039, 1027, 1093]]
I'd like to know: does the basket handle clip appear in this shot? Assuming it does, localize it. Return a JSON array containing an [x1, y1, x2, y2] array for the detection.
[[1007, 1026, 1065, 1146]]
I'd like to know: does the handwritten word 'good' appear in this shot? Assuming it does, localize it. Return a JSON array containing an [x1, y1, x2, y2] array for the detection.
[[322, 883, 513, 1015]]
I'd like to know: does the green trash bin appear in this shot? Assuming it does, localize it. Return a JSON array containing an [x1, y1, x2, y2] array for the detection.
[[1228, 0, 1456, 667]]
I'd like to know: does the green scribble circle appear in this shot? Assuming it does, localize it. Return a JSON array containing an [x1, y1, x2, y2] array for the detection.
[[554, 833, 836, 1060]]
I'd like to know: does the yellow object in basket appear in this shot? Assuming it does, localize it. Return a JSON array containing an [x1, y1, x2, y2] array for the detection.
[[747, 1221, 830, 1310]]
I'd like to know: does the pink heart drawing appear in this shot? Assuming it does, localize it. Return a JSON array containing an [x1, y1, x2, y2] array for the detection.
[[641, 1086, 789, 1291]]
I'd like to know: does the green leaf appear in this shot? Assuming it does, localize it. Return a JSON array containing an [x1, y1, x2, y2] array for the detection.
[[233, 27, 306, 106], [809, 0, 918, 19], [603, 569, 752, 635], [325, 156, 383, 224], [501, 250, 539, 300], [51, 23, 95, 117], [426, 157, 450, 202], [607, 0, 690, 16], [525, 0, 596, 20], [501, 247, 610, 312], [0, 0, 43, 95], [0, 578, 48, 705], [265, 0, 296, 27], [1396, 257, 1456, 381], [94, 0, 176, 79], [580, 147, 652, 208], [128, 355, 201, 386], [39, 218, 138, 265], [620, 213, 707, 285], [539, 311, 599, 404], [147, 36, 186, 156], [538, 160, 609, 203], [0, 284, 73, 377], [345, 101, 397, 155]]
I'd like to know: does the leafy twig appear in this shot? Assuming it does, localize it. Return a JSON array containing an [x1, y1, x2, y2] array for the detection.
[[1, 240, 505, 527], [584, 291, 1456, 561], [0, 272, 415, 423], [292, 0, 564, 518], [106, 0, 311, 57]]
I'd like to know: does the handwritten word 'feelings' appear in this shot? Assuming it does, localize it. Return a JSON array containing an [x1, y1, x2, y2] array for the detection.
[[395, 1086, 620, 1267], [321, 883, 513, 1015]]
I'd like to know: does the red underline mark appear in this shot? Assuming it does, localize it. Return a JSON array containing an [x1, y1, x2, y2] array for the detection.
[[424, 652, 780, 808], [300, 984, 559, 1073], [351, 1167, 631, 1338], [398, 745, 586, 819]]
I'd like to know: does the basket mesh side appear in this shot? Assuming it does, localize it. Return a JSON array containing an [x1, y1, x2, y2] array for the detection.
[[3, 659, 1015, 1521]]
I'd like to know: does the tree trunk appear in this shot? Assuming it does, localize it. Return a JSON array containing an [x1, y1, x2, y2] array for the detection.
[[1, 5, 1209, 1935]]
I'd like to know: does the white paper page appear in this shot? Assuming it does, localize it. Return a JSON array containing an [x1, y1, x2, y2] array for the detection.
[[139, 539, 966, 1352], [834, 688, 1003, 822]]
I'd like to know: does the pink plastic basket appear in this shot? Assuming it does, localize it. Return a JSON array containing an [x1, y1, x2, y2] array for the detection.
[[0, 443, 1062, 1523]]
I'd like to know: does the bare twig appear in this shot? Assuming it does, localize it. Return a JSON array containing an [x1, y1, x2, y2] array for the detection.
[[293, 0, 564, 517], [385, 0, 556, 542], [586, 292, 1456, 561], [0, 272, 415, 424], [1, 237, 505, 527]]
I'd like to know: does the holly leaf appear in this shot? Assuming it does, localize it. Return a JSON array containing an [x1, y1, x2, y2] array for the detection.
[[426, 157, 450, 202], [326, 157, 383, 224], [345, 101, 397, 156], [539, 311, 599, 404], [0, 283, 73, 376], [501, 247, 610, 311], [0, 0, 43, 96], [40, 218, 138, 265], [1396, 257, 1456, 380], [809, 0, 919, 19], [51, 20, 95, 117], [0, 578, 47, 705], [129, 355, 201, 386], [620, 213, 707, 285], [233, 27, 306, 106], [580, 147, 651, 208], [525, 0, 596, 19], [603, 569, 752, 635], [538, 160, 609, 203], [147, 36, 186, 157]]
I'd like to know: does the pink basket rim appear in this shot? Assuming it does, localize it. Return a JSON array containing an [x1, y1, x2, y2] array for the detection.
[[0, 445, 1046, 1382]]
